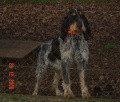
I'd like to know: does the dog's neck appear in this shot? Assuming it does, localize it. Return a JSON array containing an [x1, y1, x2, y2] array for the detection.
[[66, 33, 84, 41]]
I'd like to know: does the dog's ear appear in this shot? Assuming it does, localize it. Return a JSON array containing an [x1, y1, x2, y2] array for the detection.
[[78, 10, 91, 40], [81, 14, 91, 40], [60, 15, 69, 41]]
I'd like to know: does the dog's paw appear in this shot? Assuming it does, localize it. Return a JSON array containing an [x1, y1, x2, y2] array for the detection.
[[64, 91, 75, 99], [82, 92, 91, 99], [32, 91, 37, 95]]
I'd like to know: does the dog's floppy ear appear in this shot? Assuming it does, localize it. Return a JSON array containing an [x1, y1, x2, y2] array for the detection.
[[82, 14, 91, 40], [60, 15, 69, 41], [78, 9, 91, 40]]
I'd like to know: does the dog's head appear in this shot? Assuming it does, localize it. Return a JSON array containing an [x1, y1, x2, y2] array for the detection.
[[61, 8, 91, 41]]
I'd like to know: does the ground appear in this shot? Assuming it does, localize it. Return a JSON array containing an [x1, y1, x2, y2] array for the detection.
[[0, 93, 120, 102], [0, 0, 120, 99]]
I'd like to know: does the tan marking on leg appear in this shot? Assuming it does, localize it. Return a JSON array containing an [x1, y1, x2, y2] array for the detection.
[[79, 69, 91, 99], [33, 80, 39, 95], [52, 72, 63, 96], [80, 69, 86, 91], [62, 81, 75, 99]]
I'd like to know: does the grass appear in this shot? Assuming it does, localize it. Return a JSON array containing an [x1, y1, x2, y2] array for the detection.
[[0, 0, 118, 4], [105, 44, 116, 50], [0, 93, 120, 102]]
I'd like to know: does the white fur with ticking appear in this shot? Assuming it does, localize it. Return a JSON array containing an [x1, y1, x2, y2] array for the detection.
[[33, 34, 90, 99]]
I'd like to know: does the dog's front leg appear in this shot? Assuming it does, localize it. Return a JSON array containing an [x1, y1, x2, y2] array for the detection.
[[52, 71, 63, 96], [61, 61, 74, 98], [77, 61, 91, 99]]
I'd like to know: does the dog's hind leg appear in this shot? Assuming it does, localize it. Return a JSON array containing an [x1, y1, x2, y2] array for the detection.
[[33, 47, 49, 95], [77, 61, 91, 99], [33, 40, 52, 95], [61, 61, 74, 98], [32, 64, 47, 95], [52, 71, 63, 96]]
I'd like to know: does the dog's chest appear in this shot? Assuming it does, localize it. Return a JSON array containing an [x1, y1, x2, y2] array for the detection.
[[59, 35, 89, 61], [59, 38, 72, 59]]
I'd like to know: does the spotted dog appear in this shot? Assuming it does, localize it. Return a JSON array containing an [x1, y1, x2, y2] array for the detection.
[[33, 8, 91, 99]]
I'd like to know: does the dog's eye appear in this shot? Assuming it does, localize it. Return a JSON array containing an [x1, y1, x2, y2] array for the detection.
[[72, 13, 76, 16]]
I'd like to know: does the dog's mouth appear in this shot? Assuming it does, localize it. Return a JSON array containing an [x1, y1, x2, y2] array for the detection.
[[69, 22, 83, 35]]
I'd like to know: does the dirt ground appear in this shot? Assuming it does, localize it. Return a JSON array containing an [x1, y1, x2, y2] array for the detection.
[[0, 1, 120, 99], [0, 93, 120, 102]]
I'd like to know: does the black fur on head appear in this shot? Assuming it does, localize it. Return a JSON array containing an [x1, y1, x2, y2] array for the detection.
[[60, 8, 91, 41], [48, 9, 91, 62]]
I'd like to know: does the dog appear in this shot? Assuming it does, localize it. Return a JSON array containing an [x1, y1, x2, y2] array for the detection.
[[33, 8, 91, 99]]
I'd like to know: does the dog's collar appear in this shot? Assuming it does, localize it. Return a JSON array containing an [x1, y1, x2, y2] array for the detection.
[[67, 31, 84, 40], [68, 30, 79, 35]]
